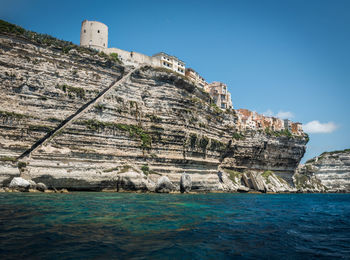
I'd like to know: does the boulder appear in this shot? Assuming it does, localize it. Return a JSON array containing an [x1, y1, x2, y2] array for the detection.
[[237, 186, 250, 192], [249, 172, 267, 192], [218, 171, 237, 192], [180, 174, 192, 193], [9, 177, 31, 191], [118, 169, 155, 192], [242, 173, 253, 189], [155, 176, 175, 193], [28, 180, 37, 189], [36, 182, 47, 192]]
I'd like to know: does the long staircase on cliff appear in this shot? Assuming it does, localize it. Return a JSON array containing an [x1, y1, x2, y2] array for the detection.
[[17, 66, 140, 160]]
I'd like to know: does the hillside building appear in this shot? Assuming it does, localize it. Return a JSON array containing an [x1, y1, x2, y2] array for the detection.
[[236, 109, 304, 135], [152, 52, 186, 75], [79, 20, 236, 110], [205, 82, 233, 109], [185, 68, 208, 88]]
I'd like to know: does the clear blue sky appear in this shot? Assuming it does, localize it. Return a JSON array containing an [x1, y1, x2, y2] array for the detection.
[[1, 0, 349, 162]]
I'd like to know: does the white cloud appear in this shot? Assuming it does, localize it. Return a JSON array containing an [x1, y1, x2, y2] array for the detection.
[[276, 111, 294, 119], [262, 109, 274, 117], [303, 121, 338, 133], [262, 109, 294, 119]]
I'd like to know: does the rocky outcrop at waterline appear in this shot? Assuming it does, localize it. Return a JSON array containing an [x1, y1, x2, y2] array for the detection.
[[0, 20, 312, 193], [298, 149, 350, 193]]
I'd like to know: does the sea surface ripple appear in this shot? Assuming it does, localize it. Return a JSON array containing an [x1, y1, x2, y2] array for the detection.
[[0, 193, 349, 259]]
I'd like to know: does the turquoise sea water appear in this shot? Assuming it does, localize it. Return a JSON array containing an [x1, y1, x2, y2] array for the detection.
[[0, 193, 349, 259]]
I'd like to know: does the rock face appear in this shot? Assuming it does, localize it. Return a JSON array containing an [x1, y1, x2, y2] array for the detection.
[[0, 23, 309, 192], [180, 174, 192, 193], [118, 169, 155, 192], [9, 177, 31, 191], [226, 170, 293, 193], [299, 149, 350, 192], [36, 182, 47, 192], [156, 176, 175, 193]]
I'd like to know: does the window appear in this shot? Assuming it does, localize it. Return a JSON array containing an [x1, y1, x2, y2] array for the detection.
[[84, 29, 86, 33], [103, 43, 105, 46], [97, 30, 100, 33]]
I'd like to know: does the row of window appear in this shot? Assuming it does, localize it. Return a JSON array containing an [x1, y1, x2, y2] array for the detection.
[[83, 29, 101, 33], [162, 56, 184, 67]]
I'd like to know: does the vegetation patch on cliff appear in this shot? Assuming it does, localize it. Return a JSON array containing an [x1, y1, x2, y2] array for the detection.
[[28, 125, 53, 132], [232, 132, 244, 140], [265, 128, 293, 138], [320, 148, 350, 156], [0, 110, 28, 120], [224, 169, 242, 184], [56, 84, 85, 99], [0, 19, 122, 66], [146, 114, 162, 123], [82, 119, 151, 150], [0, 156, 16, 162]]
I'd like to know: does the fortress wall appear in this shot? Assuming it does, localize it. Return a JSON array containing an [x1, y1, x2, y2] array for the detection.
[[106, 48, 160, 67], [80, 20, 108, 51]]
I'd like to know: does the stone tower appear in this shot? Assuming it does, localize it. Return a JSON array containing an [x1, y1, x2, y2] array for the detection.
[[80, 20, 108, 51]]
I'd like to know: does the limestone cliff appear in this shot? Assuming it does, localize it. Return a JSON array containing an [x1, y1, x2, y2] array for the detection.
[[298, 149, 350, 192], [0, 20, 309, 192]]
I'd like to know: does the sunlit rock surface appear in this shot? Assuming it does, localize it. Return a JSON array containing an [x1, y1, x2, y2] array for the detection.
[[0, 26, 311, 192]]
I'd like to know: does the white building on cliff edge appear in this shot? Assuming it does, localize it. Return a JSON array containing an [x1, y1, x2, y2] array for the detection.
[[80, 20, 233, 108], [79, 20, 185, 75]]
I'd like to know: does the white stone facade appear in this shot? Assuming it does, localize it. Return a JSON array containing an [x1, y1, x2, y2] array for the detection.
[[185, 68, 208, 88], [105, 48, 160, 67], [152, 52, 186, 75], [205, 82, 233, 109], [79, 21, 186, 75], [79, 20, 235, 111], [80, 20, 108, 51]]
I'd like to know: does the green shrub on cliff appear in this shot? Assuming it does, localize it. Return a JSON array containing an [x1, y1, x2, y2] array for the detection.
[[0, 156, 16, 162], [210, 139, 226, 152], [261, 170, 273, 183], [82, 120, 151, 150], [189, 133, 197, 149], [304, 133, 310, 143], [199, 136, 209, 151], [146, 114, 162, 123], [0, 19, 122, 65], [224, 169, 242, 184], [0, 19, 25, 35], [56, 84, 85, 99], [141, 165, 150, 175], [17, 161, 27, 169], [0, 110, 28, 119], [265, 128, 294, 138], [109, 53, 121, 63], [95, 103, 106, 112], [232, 132, 244, 140], [210, 103, 222, 114]]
